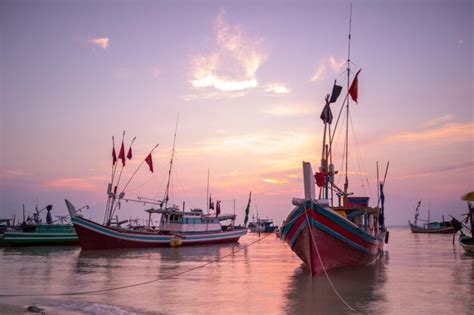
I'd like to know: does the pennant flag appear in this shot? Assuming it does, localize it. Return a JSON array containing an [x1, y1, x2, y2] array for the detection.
[[145, 153, 154, 172], [320, 98, 333, 124], [244, 192, 252, 227], [329, 81, 343, 103], [348, 69, 362, 103], [112, 146, 117, 165], [126, 146, 132, 160], [216, 200, 221, 217], [118, 141, 126, 166], [209, 194, 214, 210]]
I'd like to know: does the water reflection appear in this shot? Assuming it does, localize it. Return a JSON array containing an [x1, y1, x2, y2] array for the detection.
[[283, 254, 388, 314]]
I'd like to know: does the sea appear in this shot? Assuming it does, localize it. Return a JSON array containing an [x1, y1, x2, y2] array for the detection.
[[0, 227, 473, 314]]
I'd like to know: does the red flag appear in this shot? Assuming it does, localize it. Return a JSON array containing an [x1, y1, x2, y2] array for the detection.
[[112, 147, 117, 165], [348, 69, 361, 103], [216, 200, 221, 217], [145, 153, 153, 172], [126, 147, 132, 160], [118, 141, 125, 166]]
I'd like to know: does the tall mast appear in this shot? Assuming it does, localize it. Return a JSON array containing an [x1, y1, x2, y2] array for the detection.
[[163, 115, 179, 209], [343, 3, 353, 206]]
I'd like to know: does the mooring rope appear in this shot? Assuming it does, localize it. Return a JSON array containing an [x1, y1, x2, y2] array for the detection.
[[0, 234, 271, 298], [303, 209, 358, 313]]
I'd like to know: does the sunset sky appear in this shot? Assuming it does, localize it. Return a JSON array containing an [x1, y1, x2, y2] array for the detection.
[[1, 0, 472, 226]]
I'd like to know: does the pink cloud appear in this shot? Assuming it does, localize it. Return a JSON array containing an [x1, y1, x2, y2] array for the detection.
[[383, 123, 473, 144], [42, 176, 106, 191]]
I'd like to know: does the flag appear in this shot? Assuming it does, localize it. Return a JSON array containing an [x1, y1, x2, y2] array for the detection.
[[126, 147, 132, 160], [329, 81, 343, 103], [145, 153, 154, 172], [314, 172, 325, 187], [216, 200, 221, 217], [320, 99, 333, 124], [348, 69, 361, 103], [209, 194, 214, 210], [118, 141, 126, 166], [244, 192, 252, 227], [112, 146, 117, 165]]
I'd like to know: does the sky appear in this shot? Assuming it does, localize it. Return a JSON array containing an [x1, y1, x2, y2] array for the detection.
[[0, 0, 472, 226]]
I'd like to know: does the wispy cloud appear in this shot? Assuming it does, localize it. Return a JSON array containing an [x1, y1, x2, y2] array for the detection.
[[311, 62, 326, 82], [423, 114, 454, 128], [329, 56, 345, 71], [89, 37, 109, 49], [262, 178, 289, 185], [311, 56, 345, 81], [264, 83, 290, 94], [383, 123, 473, 144], [190, 10, 266, 95], [43, 176, 106, 191], [260, 103, 316, 117], [393, 161, 474, 181]]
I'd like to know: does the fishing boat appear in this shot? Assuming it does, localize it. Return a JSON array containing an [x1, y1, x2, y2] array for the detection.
[[68, 125, 247, 250], [1, 205, 78, 246], [281, 9, 389, 275], [408, 201, 456, 234], [459, 191, 474, 254], [248, 217, 278, 233]]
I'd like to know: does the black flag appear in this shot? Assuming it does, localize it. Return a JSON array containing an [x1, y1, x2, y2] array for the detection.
[[329, 81, 343, 103], [320, 97, 333, 124]]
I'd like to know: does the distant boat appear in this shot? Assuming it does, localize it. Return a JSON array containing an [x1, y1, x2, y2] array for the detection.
[[281, 10, 389, 275], [248, 218, 278, 233], [459, 191, 474, 254], [0, 205, 78, 247], [408, 201, 455, 234]]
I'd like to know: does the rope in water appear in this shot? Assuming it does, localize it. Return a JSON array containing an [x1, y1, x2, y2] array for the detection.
[[0, 234, 271, 298], [303, 209, 359, 313]]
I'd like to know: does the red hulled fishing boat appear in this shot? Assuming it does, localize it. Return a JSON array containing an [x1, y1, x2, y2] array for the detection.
[[281, 9, 389, 275]]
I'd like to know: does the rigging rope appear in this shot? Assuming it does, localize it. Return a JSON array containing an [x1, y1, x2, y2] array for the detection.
[[0, 234, 271, 298], [303, 209, 358, 313]]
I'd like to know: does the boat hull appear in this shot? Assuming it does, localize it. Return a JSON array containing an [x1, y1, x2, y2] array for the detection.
[[408, 223, 454, 234], [282, 200, 384, 275], [2, 225, 78, 246], [459, 234, 474, 254], [71, 216, 247, 250]]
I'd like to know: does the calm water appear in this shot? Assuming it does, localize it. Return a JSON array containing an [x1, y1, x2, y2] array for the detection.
[[0, 227, 473, 314]]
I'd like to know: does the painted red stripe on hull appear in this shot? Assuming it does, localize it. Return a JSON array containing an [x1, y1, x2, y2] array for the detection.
[[74, 221, 244, 250]]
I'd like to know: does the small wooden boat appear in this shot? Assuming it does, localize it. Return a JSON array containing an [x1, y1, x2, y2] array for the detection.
[[408, 201, 455, 234], [459, 191, 474, 254], [248, 218, 278, 233]]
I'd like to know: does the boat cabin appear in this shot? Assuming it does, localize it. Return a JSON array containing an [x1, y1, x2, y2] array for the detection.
[[145, 207, 224, 233]]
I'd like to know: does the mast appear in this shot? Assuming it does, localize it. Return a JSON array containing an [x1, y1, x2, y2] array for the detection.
[[343, 3, 353, 206], [163, 115, 179, 209]]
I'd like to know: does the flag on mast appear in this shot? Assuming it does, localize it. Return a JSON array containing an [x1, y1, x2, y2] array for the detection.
[[118, 141, 126, 166], [329, 81, 343, 103], [209, 194, 214, 210], [216, 200, 221, 217], [112, 146, 117, 165], [348, 69, 362, 103], [244, 192, 252, 227], [145, 153, 154, 172], [320, 97, 333, 124], [127, 147, 132, 160]]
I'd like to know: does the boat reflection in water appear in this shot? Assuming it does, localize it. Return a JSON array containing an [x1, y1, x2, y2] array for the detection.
[[283, 254, 388, 314]]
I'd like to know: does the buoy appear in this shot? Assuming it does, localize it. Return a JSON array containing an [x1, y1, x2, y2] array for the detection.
[[170, 236, 182, 247]]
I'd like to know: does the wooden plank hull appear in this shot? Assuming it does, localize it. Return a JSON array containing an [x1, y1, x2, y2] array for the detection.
[[282, 201, 384, 275], [71, 216, 247, 250], [408, 223, 454, 234]]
